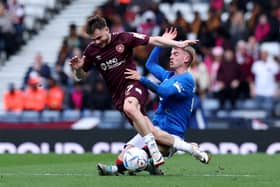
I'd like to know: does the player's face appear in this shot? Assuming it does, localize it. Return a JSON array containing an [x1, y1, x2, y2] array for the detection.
[[90, 27, 110, 48], [169, 48, 188, 70]]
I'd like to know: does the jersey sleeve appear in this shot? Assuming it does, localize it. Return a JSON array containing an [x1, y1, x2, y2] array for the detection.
[[82, 48, 93, 72], [140, 75, 195, 99], [124, 32, 149, 47], [145, 47, 169, 82], [171, 76, 195, 98]]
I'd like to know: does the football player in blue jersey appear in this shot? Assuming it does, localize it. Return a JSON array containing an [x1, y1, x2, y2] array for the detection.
[[97, 28, 210, 176]]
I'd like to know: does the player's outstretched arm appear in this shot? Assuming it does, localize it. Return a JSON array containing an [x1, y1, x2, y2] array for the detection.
[[124, 68, 178, 99], [145, 47, 168, 82], [149, 27, 199, 48], [69, 56, 88, 81]]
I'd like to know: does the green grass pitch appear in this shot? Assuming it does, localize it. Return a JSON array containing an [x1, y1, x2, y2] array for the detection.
[[0, 153, 279, 187]]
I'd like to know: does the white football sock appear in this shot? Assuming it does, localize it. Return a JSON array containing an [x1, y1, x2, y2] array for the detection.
[[143, 133, 162, 160], [172, 135, 194, 154]]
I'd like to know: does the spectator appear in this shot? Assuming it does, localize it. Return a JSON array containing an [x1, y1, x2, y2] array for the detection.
[[66, 47, 82, 80], [247, 3, 262, 34], [229, 11, 247, 47], [0, 2, 18, 57], [172, 11, 189, 37], [69, 81, 84, 111], [122, 5, 139, 32], [116, 0, 130, 15], [266, 7, 280, 42], [7, 0, 24, 46], [246, 36, 259, 61], [206, 8, 221, 33], [23, 77, 47, 111], [210, 0, 223, 14], [205, 46, 223, 97], [64, 23, 86, 51], [235, 40, 254, 99], [251, 49, 279, 112], [23, 52, 51, 88], [190, 57, 210, 98], [150, 2, 166, 26], [254, 14, 271, 42], [137, 10, 159, 36], [56, 38, 71, 66], [52, 64, 69, 87], [191, 11, 202, 34], [91, 80, 112, 110], [46, 78, 64, 111], [197, 22, 215, 55], [216, 49, 242, 109], [3, 83, 23, 112]]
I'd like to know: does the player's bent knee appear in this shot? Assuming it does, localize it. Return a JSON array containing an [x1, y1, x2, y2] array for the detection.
[[123, 98, 139, 118], [123, 105, 136, 118]]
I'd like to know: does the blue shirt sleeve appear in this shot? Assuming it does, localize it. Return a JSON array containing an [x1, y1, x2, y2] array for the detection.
[[145, 47, 169, 82], [140, 75, 194, 99]]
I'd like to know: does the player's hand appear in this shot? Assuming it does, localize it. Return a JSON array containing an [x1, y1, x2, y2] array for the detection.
[[177, 39, 199, 48], [162, 27, 177, 40], [124, 69, 141, 81], [69, 55, 85, 70]]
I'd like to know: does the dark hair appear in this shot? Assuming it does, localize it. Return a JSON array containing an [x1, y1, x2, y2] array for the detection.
[[86, 16, 107, 35], [69, 23, 76, 29]]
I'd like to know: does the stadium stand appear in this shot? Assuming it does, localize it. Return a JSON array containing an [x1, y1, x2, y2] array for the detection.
[[21, 110, 40, 122], [0, 0, 106, 110], [41, 110, 61, 122], [61, 109, 81, 121], [97, 110, 125, 129], [0, 0, 279, 129]]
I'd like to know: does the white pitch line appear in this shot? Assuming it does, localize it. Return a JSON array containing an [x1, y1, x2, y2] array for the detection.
[[0, 173, 258, 177], [0, 173, 94, 177], [183, 174, 257, 177]]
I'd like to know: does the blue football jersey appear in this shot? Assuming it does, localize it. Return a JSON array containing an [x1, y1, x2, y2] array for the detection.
[[140, 47, 195, 138]]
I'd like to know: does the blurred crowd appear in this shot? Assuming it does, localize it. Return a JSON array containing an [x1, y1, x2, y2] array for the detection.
[[2, 0, 280, 118], [0, 0, 24, 63]]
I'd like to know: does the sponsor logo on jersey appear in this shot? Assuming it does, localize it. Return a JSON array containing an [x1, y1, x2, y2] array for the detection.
[[131, 32, 146, 40], [173, 81, 184, 93], [100, 58, 125, 71], [115, 44, 125, 53], [96, 55, 101, 60]]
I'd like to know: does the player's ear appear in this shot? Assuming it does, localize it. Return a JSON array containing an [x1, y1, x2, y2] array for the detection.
[[183, 55, 189, 64]]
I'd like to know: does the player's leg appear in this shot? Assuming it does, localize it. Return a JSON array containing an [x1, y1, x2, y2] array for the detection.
[[145, 117, 211, 164], [97, 134, 164, 176], [127, 134, 165, 175], [97, 144, 132, 176], [123, 96, 164, 166]]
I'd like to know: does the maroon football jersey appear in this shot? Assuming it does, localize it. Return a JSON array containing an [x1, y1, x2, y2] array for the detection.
[[82, 32, 149, 105]]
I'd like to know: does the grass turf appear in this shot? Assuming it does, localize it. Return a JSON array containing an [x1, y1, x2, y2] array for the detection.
[[0, 153, 279, 187]]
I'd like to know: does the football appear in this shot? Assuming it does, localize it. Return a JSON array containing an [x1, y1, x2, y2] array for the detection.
[[123, 147, 148, 171]]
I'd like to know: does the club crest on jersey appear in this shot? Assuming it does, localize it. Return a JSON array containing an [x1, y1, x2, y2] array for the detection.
[[116, 44, 125, 53]]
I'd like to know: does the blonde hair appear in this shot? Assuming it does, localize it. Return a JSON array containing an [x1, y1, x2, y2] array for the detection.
[[183, 46, 196, 66]]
